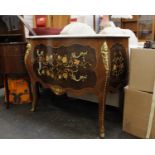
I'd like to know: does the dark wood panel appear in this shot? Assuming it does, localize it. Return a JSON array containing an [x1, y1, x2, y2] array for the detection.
[[0, 43, 27, 74]]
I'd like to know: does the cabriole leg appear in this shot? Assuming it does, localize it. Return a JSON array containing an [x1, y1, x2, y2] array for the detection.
[[98, 92, 106, 138], [30, 82, 38, 112]]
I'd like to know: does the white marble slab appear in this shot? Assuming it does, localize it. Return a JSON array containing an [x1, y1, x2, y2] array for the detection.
[[27, 34, 129, 39]]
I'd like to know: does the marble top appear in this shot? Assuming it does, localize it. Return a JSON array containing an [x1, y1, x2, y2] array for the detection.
[[27, 34, 130, 39]]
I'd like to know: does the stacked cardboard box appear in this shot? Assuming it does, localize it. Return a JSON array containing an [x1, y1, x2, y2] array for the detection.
[[123, 48, 155, 138]]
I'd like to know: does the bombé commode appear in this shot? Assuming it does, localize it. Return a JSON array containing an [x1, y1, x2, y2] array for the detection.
[[25, 34, 129, 138]]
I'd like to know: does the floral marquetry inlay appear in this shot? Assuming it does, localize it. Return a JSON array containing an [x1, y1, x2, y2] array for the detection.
[[33, 44, 97, 89], [110, 43, 127, 78]]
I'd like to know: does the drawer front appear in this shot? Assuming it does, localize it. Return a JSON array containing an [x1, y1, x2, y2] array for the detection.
[[32, 44, 97, 89], [109, 42, 129, 88]]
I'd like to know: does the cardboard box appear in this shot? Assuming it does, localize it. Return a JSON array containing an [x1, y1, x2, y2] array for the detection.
[[123, 87, 155, 138], [129, 48, 155, 92]]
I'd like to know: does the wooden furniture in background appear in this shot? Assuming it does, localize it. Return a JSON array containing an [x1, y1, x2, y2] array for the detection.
[[121, 15, 139, 37], [50, 15, 70, 29], [0, 15, 31, 107], [112, 15, 155, 41], [25, 35, 129, 138], [137, 15, 155, 41]]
